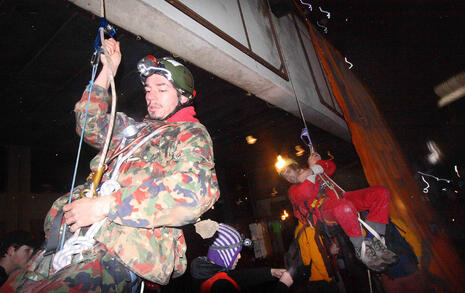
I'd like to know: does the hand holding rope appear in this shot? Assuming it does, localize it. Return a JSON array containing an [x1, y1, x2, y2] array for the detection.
[[58, 0, 117, 251]]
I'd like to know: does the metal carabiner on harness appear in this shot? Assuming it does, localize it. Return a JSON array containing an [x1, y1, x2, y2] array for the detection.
[[90, 50, 101, 66]]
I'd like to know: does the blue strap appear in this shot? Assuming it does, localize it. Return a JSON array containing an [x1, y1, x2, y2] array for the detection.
[[58, 63, 99, 251], [129, 271, 140, 293]]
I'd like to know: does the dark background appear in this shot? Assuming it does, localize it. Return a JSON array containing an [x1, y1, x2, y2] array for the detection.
[[0, 0, 464, 235]]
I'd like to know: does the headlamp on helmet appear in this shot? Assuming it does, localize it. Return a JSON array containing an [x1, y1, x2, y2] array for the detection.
[[137, 55, 196, 100], [275, 155, 298, 175]]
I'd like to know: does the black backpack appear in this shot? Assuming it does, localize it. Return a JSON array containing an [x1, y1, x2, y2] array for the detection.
[[384, 219, 419, 279], [284, 226, 312, 280]]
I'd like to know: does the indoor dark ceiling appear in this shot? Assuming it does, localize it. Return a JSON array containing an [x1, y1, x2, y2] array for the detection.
[[1, 0, 464, 218]]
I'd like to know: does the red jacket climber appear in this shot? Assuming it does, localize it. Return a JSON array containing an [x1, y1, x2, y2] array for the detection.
[[276, 152, 398, 272]]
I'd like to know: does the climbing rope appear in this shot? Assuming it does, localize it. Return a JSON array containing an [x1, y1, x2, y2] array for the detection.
[[58, 58, 99, 251], [56, 0, 118, 260], [280, 39, 314, 155], [287, 4, 382, 287], [285, 55, 384, 247]]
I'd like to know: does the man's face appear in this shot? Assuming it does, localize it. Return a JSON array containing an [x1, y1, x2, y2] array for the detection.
[[144, 74, 185, 120], [10, 245, 33, 269], [231, 253, 241, 270], [281, 166, 300, 184]]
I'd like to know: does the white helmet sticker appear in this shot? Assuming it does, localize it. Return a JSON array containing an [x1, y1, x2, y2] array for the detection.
[[165, 59, 183, 67]]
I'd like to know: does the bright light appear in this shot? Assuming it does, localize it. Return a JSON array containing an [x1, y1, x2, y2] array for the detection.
[[271, 187, 278, 197], [426, 140, 442, 165], [275, 155, 296, 173], [281, 209, 289, 221], [246, 135, 257, 144], [275, 155, 285, 171]]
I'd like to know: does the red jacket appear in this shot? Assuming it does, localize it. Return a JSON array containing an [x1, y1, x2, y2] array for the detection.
[[288, 160, 338, 224]]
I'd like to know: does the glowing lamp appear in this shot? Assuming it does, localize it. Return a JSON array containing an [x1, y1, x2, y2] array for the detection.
[[275, 155, 285, 172], [275, 155, 297, 174], [246, 135, 257, 144], [281, 209, 289, 221]]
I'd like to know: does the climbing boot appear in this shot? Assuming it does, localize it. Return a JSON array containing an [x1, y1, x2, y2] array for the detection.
[[369, 236, 399, 265], [355, 241, 386, 272]]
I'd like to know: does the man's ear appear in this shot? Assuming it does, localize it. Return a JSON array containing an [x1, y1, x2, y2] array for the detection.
[[180, 95, 189, 105]]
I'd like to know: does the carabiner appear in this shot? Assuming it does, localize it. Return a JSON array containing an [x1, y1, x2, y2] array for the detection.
[[300, 128, 314, 154], [90, 50, 100, 66]]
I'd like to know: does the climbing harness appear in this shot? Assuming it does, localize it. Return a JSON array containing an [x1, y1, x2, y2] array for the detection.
[[317, 173, 383, 239], [53, 124, 169, 271]]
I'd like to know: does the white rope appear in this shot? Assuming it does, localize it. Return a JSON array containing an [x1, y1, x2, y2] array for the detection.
[[358, 215, 383, 243], [367, 269, 373, 293], [52, 217, 106, 271]]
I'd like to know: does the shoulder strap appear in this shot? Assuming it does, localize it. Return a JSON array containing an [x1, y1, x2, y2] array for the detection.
[[295, 224, 308, 240], [200, 272, 240, 293]]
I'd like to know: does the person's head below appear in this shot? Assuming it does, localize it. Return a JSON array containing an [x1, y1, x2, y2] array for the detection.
[[275, 156, 302, 184], [0, 231, 35, 274], [137, 55, 196, 121], [207, 224, 246, 271]]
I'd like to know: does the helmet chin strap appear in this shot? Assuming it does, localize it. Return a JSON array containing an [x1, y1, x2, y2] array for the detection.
[[148, 90, 191, 121]]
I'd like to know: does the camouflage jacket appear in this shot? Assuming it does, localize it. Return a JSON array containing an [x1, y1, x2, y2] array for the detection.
[[72, 84, 219, 284]]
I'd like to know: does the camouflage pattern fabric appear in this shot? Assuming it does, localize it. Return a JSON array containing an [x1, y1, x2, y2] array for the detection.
[[1, 243, 134, 293], [1, 84, 219, 291]]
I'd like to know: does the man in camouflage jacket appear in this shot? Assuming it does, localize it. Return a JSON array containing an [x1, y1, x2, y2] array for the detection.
[[1, 38, 219, 292]]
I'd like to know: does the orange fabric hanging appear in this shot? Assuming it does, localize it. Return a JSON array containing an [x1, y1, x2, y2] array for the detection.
[[295, 222, 332, 282]]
